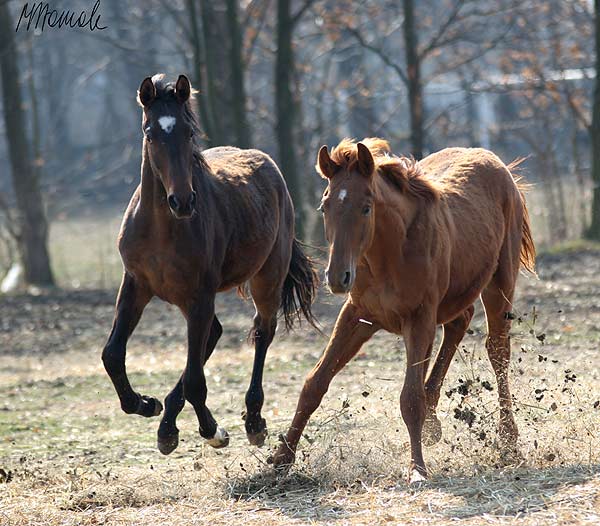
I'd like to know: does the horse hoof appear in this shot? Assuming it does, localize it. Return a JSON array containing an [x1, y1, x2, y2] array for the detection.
[[247, 427, 268, 447], [157, 432, 179, 455], [137, 395, 163, 418], [407, 467, 428, 484], [205, 426, 229, 448], [269, 443, 295, 472], [498, 446, 524, 466], [422, 414, 443, 446]]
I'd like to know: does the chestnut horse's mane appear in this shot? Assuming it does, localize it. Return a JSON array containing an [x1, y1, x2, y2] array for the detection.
[[327, 138, 440, 201]]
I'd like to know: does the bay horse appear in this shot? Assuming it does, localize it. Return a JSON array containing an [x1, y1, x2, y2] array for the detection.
[[272, 138, 536, 482], [102, 74, 318, 454]]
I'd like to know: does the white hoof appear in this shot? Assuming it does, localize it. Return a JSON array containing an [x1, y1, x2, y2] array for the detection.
[[408, 469, 427, 484], [205, 426, 229, 448]]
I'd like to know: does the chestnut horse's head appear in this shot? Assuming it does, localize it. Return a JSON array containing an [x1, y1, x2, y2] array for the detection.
[[138, 74, 198, 219], [316, 140, 381, 294]]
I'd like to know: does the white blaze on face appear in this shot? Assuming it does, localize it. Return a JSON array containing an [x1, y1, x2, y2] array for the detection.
[[338, 189, 347, 202], [158, 115, 176, 134]]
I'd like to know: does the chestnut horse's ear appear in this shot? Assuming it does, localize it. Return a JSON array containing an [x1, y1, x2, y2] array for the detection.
[[138, 77, 156, 107], [356, 142, 375, 178], [175, 74, 191, 103], [317, 145, 340, 179]]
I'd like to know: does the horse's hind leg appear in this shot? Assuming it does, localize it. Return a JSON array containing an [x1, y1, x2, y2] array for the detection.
[[244, 259, 285, 447], [481, 245, 520, 449], [157, 316, 223, 455], [102, 273, 162, 417], [422, 305, 474, 446]]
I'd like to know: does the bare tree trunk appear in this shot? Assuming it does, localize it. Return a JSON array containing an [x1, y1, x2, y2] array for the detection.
[[199, 1, 238, 145], [276, 0, 305, 238], [0, 3, 54, 286], [588, 0, 600, 239], [187, 0, 216, 145], [403, 0, 424, 159], [226, 0, 251, 148]]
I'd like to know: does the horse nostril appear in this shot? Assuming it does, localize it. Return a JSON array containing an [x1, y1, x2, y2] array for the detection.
[[342, 271, 351, 287], [168, 195, 180, 212], [190, 191, 197, 208]]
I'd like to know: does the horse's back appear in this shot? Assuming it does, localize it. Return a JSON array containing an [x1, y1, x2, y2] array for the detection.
[[421, 148, 524, 313], [421, 147, 522, 226], [421, 147, 516, 198], [203, 147, 288, 193]]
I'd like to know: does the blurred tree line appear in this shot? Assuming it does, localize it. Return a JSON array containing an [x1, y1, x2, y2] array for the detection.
[[0, 0, 599, 287]]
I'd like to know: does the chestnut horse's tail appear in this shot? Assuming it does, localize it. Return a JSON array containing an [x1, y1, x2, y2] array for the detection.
[[507, 159, 536, 274], [281, 239, 320, 331], [519, 196, 537, 274]]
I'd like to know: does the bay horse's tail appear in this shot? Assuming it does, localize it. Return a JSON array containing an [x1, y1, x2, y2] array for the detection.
[[507, 159, 536, 274], [281, 239, 320, 331]]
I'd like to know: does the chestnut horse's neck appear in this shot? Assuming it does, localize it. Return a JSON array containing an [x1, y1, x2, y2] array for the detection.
[[363, 176, 427, 271]]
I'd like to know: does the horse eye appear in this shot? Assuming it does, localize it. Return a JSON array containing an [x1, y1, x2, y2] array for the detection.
[[144, 127, 153, 143], [362, 205, 372, 216], [189, 129, 195, 139]]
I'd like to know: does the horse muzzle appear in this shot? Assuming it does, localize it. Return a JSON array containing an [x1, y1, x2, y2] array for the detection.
[[167, 191, 196, 219], [325, 267, 354, 294]]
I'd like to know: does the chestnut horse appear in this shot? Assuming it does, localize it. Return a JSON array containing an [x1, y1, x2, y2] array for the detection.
[[272, 138, 535, 482], [102, 74, 318, 454]]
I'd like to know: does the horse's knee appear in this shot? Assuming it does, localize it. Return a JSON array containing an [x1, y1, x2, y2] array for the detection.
[[165, 387, 185, 416], [253, 313, 277, 340], [448, 305, 474, 334], [183, 378, 207, 407], [400, 382, 426, 427], [299, 372, 328, 415], [101, 343, 124, 377]]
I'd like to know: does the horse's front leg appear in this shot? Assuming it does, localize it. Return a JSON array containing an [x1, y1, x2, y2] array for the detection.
[[401, 310, 437, 483], [271, 301, 378, 469], [102, 272, 162, 417], [157, 316, 223, 455], [184, 294, 229, 448]]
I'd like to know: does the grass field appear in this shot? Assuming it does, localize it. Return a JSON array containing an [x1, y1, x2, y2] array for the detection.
[[1, 242, 599, 525]]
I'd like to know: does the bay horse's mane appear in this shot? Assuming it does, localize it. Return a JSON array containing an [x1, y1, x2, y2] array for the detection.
[[138, 73, 210, 173], [326, 137, 440, 202]]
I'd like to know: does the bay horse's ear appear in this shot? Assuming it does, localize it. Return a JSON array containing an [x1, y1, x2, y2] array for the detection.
[[175, 74, 191, 103], [317, 145, 340, 179], [356, 142, 375, 178], [138, 77, 156, 107]]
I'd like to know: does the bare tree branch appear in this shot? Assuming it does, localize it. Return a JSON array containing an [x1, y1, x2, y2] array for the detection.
[[347, 26, 408, 86], [292, 0, 317, 26], [244, 0, 272, 67], [420, 0, 466, 59]]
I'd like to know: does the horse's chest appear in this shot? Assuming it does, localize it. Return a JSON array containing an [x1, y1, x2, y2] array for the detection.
[[122, 241, 201, 304], [358, 286, 411, 333]]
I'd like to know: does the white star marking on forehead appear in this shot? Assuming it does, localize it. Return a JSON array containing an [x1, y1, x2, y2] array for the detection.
[[158, 115, 176, 134], [338, 189, 347, 202]]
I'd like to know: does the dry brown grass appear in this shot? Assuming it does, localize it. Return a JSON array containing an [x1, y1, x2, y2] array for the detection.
[[1, 248, 599, 525]]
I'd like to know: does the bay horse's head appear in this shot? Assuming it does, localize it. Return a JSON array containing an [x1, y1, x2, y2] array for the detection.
[[138, 74, 198, 219], [316, 139, 381, 294]]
